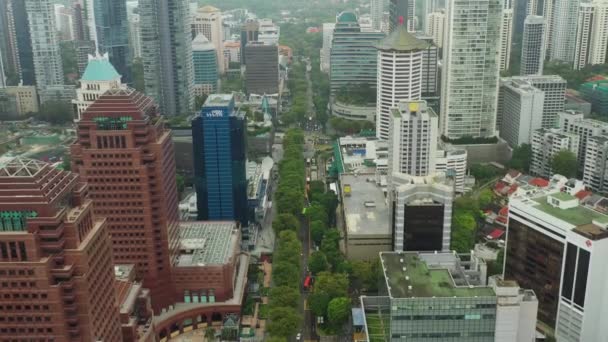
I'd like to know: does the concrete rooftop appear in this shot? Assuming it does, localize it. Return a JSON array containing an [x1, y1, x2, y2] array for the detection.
[[177, 221, 239, 266], [341, 174, 389, 236]]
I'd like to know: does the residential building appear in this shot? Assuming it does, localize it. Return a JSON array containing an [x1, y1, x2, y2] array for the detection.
[[320, 23, 335, 72], [435, 144, 469, 193], [0, 157, 123, 341], [128, 12, 142, 58], [140, 0, 193, 116], [38, 84, 77, 106], [361, 252, 538, 341], [375, 27, 428, 140], [549, 0, 580, 62], [559, 110, 608, 170], [54, 4, 73, 41], [339, 173, 392, 260], [440, 0, 502, 139], [582, 134, 608, 193], [425, 10, 445, 48], [499, 75, 566, 129], [5, 85, 38, 114], [371, 0, 386, 31], [388, 100, 438, 177], [257, 19, 280, 46], [71, 88, 180, 312], [389, 173, 454, 252], [192, 94, 248, 227], [224, 41, 241, 64], [573, 1, 608, 70], [500, 8, 514, 71], [192, 6, 225, 74], [506, 189, 608, 340], [245, 42, 278, 95], [72, 53, 126, 120], [530, 128, 580, 178], [579, 79, 608, 117], [499, 79, 545, 147], [240, 19, 259, 65], [72, 2, 96, 76], [330, 11, 385, 95], [389, 0, 409, 32], [25, 0, 64, 88], [192, 34, 218, 96], [542, 0, 555, 55], [520, 15, 545, 76]]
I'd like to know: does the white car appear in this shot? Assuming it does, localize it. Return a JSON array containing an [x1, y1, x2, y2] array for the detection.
[[296, 333, 301, 341]]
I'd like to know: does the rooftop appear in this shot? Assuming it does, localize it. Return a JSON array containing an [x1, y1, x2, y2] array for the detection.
[[376, 25, 430, 52], [0, 157, 47, 177], [81, 53, 121, 82], [532, 195, 608, 226], [192, 34, 215, 51], [204, 94, 234, 107], [340, 173, 390, 236], [177, 221, 239, 266], [381, 252, 495, 298]]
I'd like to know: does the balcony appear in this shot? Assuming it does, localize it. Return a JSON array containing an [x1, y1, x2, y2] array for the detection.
[[41, 239, 66, 252], [51, 264, 74, 280], [38, 225, 65, 239]]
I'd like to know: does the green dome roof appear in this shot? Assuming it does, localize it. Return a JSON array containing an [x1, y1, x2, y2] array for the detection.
[[81, 55, 121, 82], [337, 11, 357, 23], [376, 25, 430, 52]]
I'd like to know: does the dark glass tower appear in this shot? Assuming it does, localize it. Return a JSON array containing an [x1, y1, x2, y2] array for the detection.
[[91, 0, 130, 82], [192, 94, 248, 227], [10, 0, 35, 85], [389, 0, 409, 33]]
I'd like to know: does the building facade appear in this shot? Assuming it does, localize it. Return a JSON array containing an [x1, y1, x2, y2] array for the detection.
[[425, 10, 445, 48], [192, 34, 218, 96], [240, 19, 259, 65], [499, 8, 514, 71], [5, 85, 38, 114], [371, 0, 386, 31], [140, 0, 193, 116], [575, 1, 608, 70], [549, 0, 580, 63], [71, 88, 180, 312], [579, 79, 608, 117], [389, 0, 409, 32], [582, 134, 608, 193], [530, 128, 580, 178], [499, 79, 545, 147], [25, 0, 64, 88], [559, 110, 608, 170], [320, 23, 335, 72], [440, 0, 502, 139], [4, 0, 35, 86], [192, 6, 225, 74], [0, 157, 123, 341], [192, 94, 248, 227], [520, 15, 545, 76], [376, 27, 428, 140], [244, 42, 278, 95]]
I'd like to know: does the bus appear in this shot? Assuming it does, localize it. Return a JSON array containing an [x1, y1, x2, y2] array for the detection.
[[303, 275, 312, 291]]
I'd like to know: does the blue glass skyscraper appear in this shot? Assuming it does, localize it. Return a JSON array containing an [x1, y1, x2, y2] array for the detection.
[[90, 0, 130, 82], [192, 94, 248, 226]]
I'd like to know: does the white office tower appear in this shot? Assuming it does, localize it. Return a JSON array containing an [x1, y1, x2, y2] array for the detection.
[[321, 23, 335, 73], [520, 15, 545, 76], [371, 0, 386, 31], [435, 145, 468, 193], [499, 80, 545, 147], [193, 6, 225, 74], [388, 100, 438, 177], [407, 0, 416, 31], [375, 27, 429, 140], [582, 134, 608, 193], [54, 4, 74, 41], [559, 110, 608, 170], [127, 12, 142, 59], [25, 0, 65, 88], [440, 0, 502, 139], [530, 128, 580, 178], [72, 53, 126, 120], [500, 8, 514, 71], [507, 189, 608, 342], [542, 0, 555, 55], [574, 1, 608, 70], [425, 10, 446, 48], [549, 0, 580, 63]]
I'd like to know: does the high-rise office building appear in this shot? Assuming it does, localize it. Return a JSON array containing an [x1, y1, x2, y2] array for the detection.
[[140, 0, 193, 116], [72, 53, 126, 120], [0, 157, 123, 341], [389, 0, 409, 32], [376, 27, 428, 140], [5, 0, 35, 85], [542, 0, 555, 55], [530, 128, 580, 178], [54, 4, 74, 41], [520, 15, 545, 76], [71, 88, 180, 312], [330, 11, 384, 95], [245, 42, 278, 95], [192, 6, 225, 74], [192, 34, 218, 96], [507, 188, 608, 340], [0, 0, 20, 83], [240, 19, 259, 65], [371, 0, 386, 31], [25, 0, 64, 88], [498, 75, 566, 129], [72, 2, 96, 76], [425, 10, 445, 48], [440, 0, 502, 139], [498, 79, 545, 147], [320, 23, 335, 72], [416, 36, 439, 97], [89, 0, 130, 82], [549, 0, 580, 63], [192, 94, 248, 227], [573, 1, 608, 70], [500, 8, 514, 71], [128, 13, 142, 59]]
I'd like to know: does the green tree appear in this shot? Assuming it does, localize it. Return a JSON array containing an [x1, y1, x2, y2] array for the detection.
[[487, 249, 505, 277], [176, 173, 185, 197], [269, 286, 300, 308], [35, 100, 74, 124], [321, 229, 342, 270], [309, 180, 325, 199], [451, 212, 477, 253], [551, 150, 578, 178], [310, 220, 327, 246], [308, 251, 329, 274], [61, 155, 71, 171], [509, 144, 532, 172], [309, 291, 331, 317], [130, 58, 145, 92], [60, 41, 78, 82], [470, 164, 501, 184], [273, 213, 300, 235], [314, 271, 348, 298], [478, 189, 494, 209], [273, 261, 300, 288], [276, 188, 304, 216], [306, 203, 328, 224], [327, 297, 351, 329], [205, 327, 216, 341], [195, 94, 208, 110], [267, 307, 301, 338], [350, 259, 381, 292]]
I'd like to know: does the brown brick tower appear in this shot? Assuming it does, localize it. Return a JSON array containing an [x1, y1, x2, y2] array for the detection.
[[0, 157, 122, 341], [71, 88, 180, 312]]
